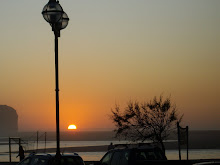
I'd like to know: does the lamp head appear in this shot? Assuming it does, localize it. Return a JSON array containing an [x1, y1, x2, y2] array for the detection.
[[42, 0, 69, 36], [42, 0, 63, 25]]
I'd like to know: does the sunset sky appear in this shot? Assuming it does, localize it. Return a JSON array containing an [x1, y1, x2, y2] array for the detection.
[[0, 1, 219, 131]]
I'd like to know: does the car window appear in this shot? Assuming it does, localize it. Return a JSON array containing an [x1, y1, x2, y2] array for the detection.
[[18, 158, 31, 165], [51, 157, 84, 165], [136, 149, 166, 160], [30, 157, 49, 165], [120, 150, 130, 165], [60, 157, 84, 165], [136, 151, 147, 160], [52, 157, 84, 165], [44, 156, 83, 165], [30, 157, 39, 165], [100, 152, 113, 165], [146, 151, 157, 160], [38, 158, 49, 165], [111, 152, 121, 165]]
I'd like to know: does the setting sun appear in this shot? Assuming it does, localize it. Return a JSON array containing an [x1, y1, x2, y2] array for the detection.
[[68, 124, 77, 130]]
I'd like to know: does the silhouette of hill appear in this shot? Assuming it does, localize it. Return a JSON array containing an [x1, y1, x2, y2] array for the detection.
[[0, 105, 18, 136]]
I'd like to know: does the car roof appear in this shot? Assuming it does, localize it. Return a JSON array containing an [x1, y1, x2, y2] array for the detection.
[[28, 153, 80, 158], [113, 143, 162, 150]]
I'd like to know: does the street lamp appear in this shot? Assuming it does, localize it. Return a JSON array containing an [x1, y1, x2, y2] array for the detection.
[[42, 0, 69, 157]]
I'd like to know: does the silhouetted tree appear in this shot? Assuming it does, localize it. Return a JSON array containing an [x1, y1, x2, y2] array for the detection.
[[111, 95, 183, 154]]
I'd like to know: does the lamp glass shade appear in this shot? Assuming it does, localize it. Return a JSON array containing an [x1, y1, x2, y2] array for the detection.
[[42, 1, 63, 24], [54, 12, 69, 30], [60, 12, 69, 30]]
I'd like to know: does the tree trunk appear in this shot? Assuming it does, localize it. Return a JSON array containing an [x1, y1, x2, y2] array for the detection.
[[160, 141, 166, 155]]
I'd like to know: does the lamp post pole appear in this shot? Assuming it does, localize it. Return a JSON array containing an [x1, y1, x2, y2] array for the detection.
[[55, 31, 60, 156], [42, 0, 69, 157]]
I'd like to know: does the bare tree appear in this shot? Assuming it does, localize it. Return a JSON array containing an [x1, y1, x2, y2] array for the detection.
[[111, 95, 182, 153]]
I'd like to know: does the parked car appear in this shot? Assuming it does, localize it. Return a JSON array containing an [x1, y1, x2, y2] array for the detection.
[[17, 153, 85, 165], [99, 143, 167, 165]]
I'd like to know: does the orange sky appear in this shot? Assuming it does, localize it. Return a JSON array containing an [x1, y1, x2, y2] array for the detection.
[[0, 1, 219, 131]]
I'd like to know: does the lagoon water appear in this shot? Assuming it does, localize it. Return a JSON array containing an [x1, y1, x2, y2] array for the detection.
[[0, 140, 220, 162]]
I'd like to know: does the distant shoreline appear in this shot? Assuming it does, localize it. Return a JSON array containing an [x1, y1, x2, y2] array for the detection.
[[1, 130, 220, 151], [25, 141, 220, 154]]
